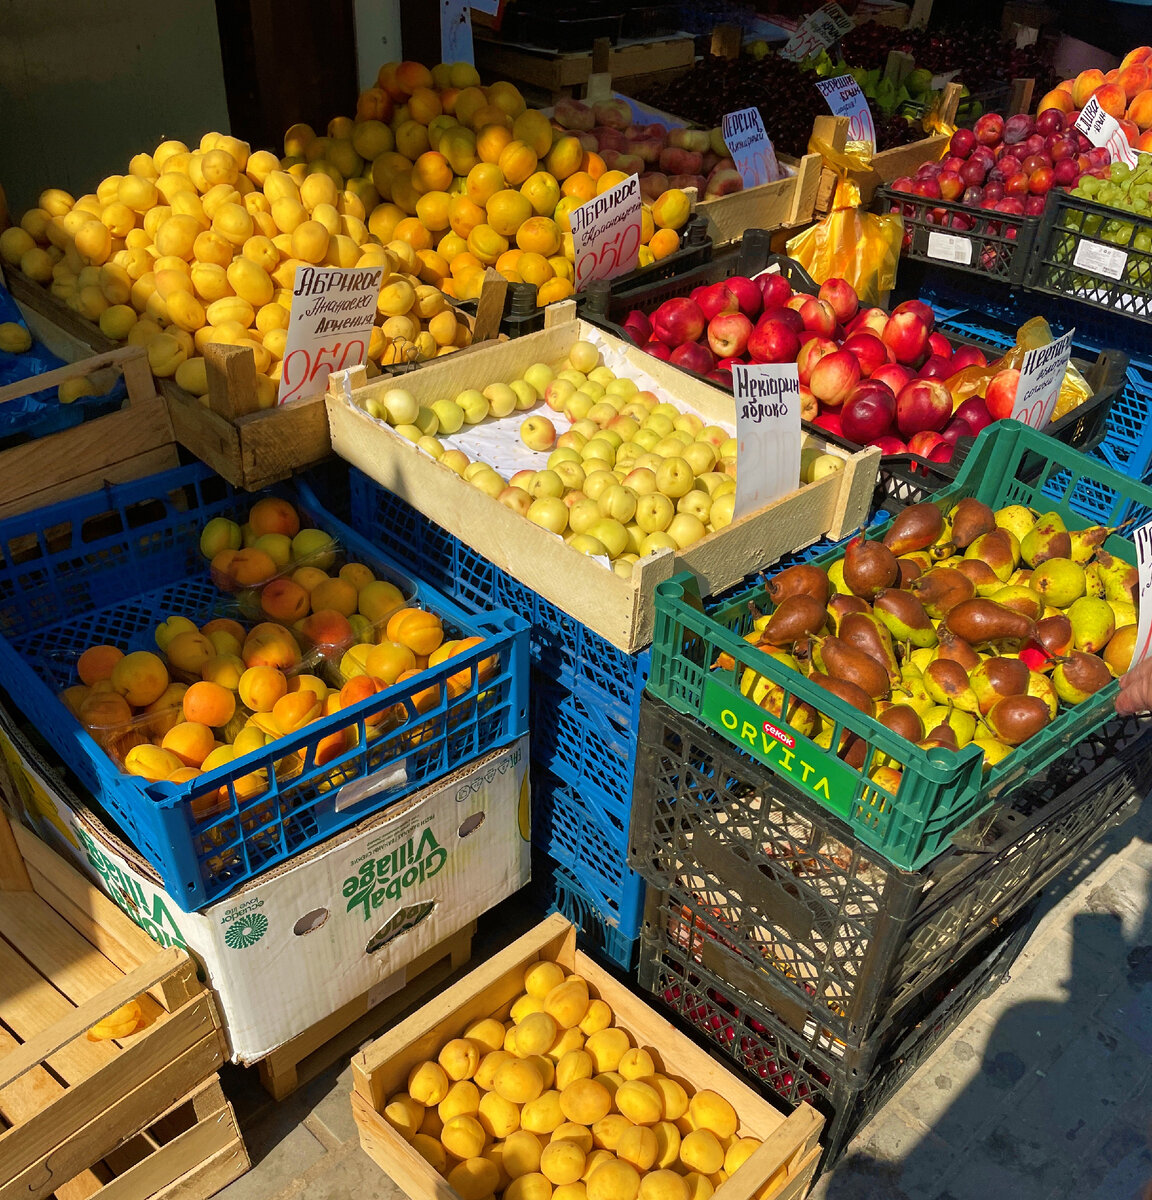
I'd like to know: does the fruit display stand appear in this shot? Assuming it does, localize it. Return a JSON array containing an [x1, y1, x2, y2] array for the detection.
[[0, 281, 177, 519], [0, 461, 529, 909], [325, 301, 880, 655], [647, 421, 1152, 869], [0, 807, 230, 1200], [350, 912, 826, 1199]]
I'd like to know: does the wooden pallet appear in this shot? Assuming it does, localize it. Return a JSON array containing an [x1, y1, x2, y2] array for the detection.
[[352, 914, 824, 1200], [0, 809, 226, 1200], [0, 284, 177, 519], [256, 921, 475, 1101], [52, 1076, 248, 1200]]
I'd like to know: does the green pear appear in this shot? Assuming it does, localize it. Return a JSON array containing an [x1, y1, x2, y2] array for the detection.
[[964, 529, 1018, 582], [1068, 525, 1110, 564], [1084, 562, 1104, 597], [1095, 550, 1138, 605], [972, 736, 1014, 769], [1066, 596, 1116, 654], [922, 704, 977, 746], [1019, 511, 1071, 567], [995, 504, 1037, 543], [990, 584, 1045, 622], [1027, 670, 1058, 719], [1107, 600, 1137, 629], [1030, 557, 1086, 609]]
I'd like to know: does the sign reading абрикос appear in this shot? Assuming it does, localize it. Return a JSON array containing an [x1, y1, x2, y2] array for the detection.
[[278, 265, 382, 406], [571, 174, 642, 290], [732, 362, 802, 519]]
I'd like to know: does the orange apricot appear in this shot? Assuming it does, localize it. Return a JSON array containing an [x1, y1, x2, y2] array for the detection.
[[310, 576, 359, 617], [183, 679, 237, 727], [77, 644, 124, 685], [162, 721, 216, 767], [238, 665, 288, 712], [271, 690, 323, 735], [248, 496, 300, 537], [299, 608, 355, 651], [261, 576, 311, 623], [242, 622, 301, 670], [110, 650, 170, 707]]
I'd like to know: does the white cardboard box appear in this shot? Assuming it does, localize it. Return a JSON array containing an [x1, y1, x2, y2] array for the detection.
[[0, 706, 530, 1064]]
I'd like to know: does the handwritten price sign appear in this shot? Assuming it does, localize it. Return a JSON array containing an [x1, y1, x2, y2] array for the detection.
[[1132, 523, 1152, 667], [571, 174, 642, 290], [278, 265, 382, 405], [1076, 96, 1137, 167], [780, 2, 854, 62], [732, 362, 802, 519], [815, 75, 877, 152], [1012, 329, 1074, 431], [722, 108, 782, 188]]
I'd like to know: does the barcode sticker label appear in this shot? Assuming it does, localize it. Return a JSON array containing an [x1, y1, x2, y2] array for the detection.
[[1073, 238, 1128, 281], [926, 231, 974, 264]]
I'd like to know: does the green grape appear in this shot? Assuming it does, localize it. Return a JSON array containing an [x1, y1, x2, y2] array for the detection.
[[1111, 162, 1132, 184]]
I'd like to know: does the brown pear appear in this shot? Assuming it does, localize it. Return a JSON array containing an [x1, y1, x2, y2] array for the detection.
[[761, 594, 828, 646], [924, 658, 980, 713], [839, 611, 901, 686], [935, 627, 981, 671], [766, 562, 830, 608], [922, 723, 959, 751], [843, 535, 899, 600], [827, 593, 871, 632], [944, 598, 1036, 649], [964, 528, 1018, 582], [815, 636, 891, 700], [878, 704, 925, 744], [882, 502, 945, 556], [839, 732, 868, 769], [898, 556, 924, 587], [1052, 651, 1113, 704], [910, 567, 975, 618], [968, 656, 1030, 715], [955, 559, 1002, 594], [808, 672, 875, 718], [984, 694, 1050, 746], [1035, 613, 1074, 658], [949, 498, 997, 549], [873, 589, 938, 647]]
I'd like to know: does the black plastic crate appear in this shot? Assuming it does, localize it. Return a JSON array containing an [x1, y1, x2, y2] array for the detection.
[[621, 4, 682, 38], [629, 695, 1150, 1046], [1028, 188, 1152, 327], [500, 2, 623, 51], [639, 898, 1037, 1168], [876, 185, 1041, 286]]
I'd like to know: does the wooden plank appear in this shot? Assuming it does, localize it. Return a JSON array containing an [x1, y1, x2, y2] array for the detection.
[[1008, 77, 1035, 116], [5, 270, 115, 352], [0, 999, 222, 1187], [0, 807, 31, 891], [1, 1043, 226, 1200], [231, 392, 332, 489], [0, 347, 147, 407], [258, 924, 474, 1101], [149, 1138, 249, 1200], [0, 948, 184, 1093], [472, 270, 508, 344], [696, 152, 822, 247], [162, 383, 245, 482], [204, 343, 260, 422]]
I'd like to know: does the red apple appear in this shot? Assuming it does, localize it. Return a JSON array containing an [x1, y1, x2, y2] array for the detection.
[[842, 332, 888, 377], [927, 332, 953, 360], [896, 378, 952, 436], [747, 318, 800, 364], [670, 341, 715, 375], [622, 309, 652, 344], [950, 345, 988, 373], [882, 311, 930, 366], [652, 297, 705, 346], [840, 380, 897, 442], [725, 275, 763, 319], [817, 277, 859, 325], [796, 336, 837, 385], [984, 368, 1021, 420], [644, 340, 672, 361], [808, 350, 861, 407], [811, 410, 843, 438], [692, 282, 739, 321], [907, 430, 948, 457], [918, 354, 955, 380], [758, 273, 793, 307], [892, 299, 935, 331], [871, 434, 907, 454], [707, 312, 753, 358], [872, 362, 913, 394], [954, 396, 993, 433]]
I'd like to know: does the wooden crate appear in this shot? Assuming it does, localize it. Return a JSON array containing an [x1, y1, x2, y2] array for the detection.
[[0, 810, 226, 1200], [52, 1076, 248, 1200], [257, 922, 475, 1101], [0, 284, 177, 519], [325, 303, 879, 654], [695, 153, 824, 249], [352, 914, 824, 1200]]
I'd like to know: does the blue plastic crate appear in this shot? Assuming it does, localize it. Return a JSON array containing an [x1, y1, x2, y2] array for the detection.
[[532, 764, 644, 942], [0, 463, 529, 909], [530, 849, 640, 971]]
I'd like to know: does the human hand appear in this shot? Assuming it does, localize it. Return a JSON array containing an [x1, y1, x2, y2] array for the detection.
[[1115, 657, 1152, 716]]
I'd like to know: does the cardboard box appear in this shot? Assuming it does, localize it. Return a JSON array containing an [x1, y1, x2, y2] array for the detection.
[[0, 708, 530, 1065]]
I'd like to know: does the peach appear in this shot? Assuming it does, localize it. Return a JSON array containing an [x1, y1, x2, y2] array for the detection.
[[292, 566, 330, 592], [386, 608, 444, 656], [1093, 82, 1128, 119], [124, 744, 184, 782], [242, 622, 301, 670], [1037, 89, 1074, 115], [212, 547, 278, 590], [261, 577, 311, 623], [1121, 46, 1152, 72], [1072, 69, 1106, 108], [299, 608, 355, 651], [339, 562, 375, 591], [366, 640, 416, 684], [1129, 90, 1152, 131], [358, 580, 406, 624], [1119, 63, 1151, 100], [310, 576, 358, 617], [271, 690, 323, 735], [111, 650, 170, 707], [162, 721, 216, 767], [201, 654, 245, 691], [238, 665, 288, 712], [248, 496, 300, 537], [183, 679, 237, 727], [77, 644, 124, 685], [165, 630, 216, 677]]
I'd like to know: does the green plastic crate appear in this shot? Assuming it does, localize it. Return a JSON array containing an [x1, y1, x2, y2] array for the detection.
[[648, 420, 1151, 871]]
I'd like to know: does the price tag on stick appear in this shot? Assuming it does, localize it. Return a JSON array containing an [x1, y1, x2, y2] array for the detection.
[[732, 363, 803, 519], [1012, 329, 1074, 430], [780, 2, 854, 62], [722, 108, 783, 188], [1132, 522, 1152, 667], [1076, 96, 1138, 167], [571, 174, 642, 290], [815, 75, 877, 153], [278, 265, 382, 406]]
